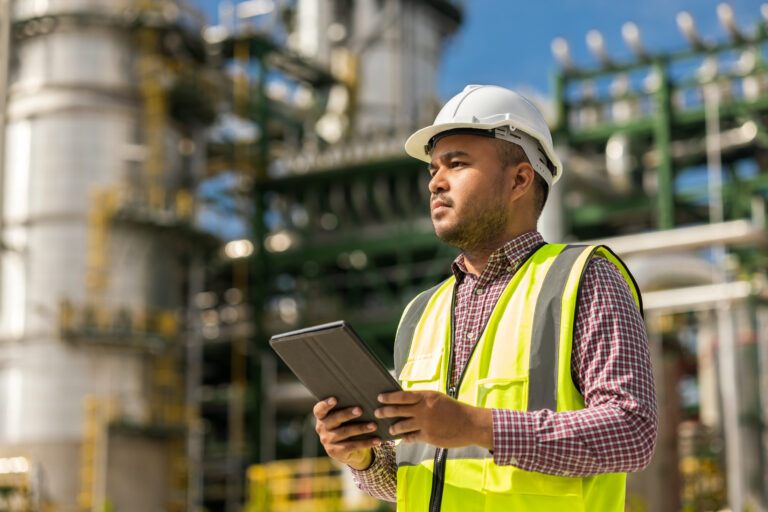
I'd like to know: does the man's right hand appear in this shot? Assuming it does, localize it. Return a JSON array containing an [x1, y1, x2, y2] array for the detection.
[[313, 397, 381, 470]]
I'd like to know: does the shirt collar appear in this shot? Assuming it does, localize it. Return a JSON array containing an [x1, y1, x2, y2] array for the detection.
[[451, 231, 546, 283]]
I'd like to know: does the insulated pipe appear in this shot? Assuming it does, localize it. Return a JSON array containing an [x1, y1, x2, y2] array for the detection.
[[0, 0, 7, 230], [717, 3, 744, 41], [621, 22, 648, 59], [676, 11, 706, 49], [550, 37, 575, 70], [586, 29, 611, 66]]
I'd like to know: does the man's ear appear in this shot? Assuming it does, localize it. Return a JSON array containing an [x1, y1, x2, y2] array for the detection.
[[510, 162, 535, 196]]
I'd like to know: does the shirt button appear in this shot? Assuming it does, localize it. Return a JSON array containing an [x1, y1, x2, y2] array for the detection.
[[475, 288, 484, 296], [509, 456, 519, 465], [562, 470, 572, 477], [506, 265, 513, 273], [466, 331, 475, 340]]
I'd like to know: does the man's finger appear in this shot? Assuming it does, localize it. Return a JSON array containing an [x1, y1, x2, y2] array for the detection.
[[374, 404, 413, 419], [377, 390, 422, 405], [389, 418, 419, 437], [312, 397, 337, 420], [329, 421, 378, 442], [326, 437, 381, 459], [321, 406, 364, 430]]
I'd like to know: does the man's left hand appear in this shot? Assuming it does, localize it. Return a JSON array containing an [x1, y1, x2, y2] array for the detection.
[[375, 390, 493, 450]]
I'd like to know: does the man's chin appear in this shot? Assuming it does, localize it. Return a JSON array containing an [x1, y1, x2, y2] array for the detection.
[[433, 225, 462, 247]]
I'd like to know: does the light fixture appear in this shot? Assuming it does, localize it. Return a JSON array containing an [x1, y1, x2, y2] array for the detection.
[[224, 239, 255, 259], [265, 231, 294, 253]]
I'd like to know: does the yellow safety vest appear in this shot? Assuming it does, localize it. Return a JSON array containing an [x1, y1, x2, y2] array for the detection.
[[392, 243, 643, 512]]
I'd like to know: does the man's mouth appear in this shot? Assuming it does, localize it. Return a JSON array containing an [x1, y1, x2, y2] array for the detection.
[[431, 197, 452, 211]]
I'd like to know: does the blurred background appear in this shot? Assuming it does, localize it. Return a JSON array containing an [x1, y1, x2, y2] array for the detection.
[[0, 0, 767, 510]]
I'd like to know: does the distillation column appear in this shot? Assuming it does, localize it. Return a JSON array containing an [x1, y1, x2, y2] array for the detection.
[[0, 0, 203, 508]]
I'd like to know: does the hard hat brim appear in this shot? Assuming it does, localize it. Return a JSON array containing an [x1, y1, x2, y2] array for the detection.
[[404, 121, 563, 184]]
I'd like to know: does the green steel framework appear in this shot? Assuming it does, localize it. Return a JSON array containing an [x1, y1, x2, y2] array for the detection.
[[551, 23, 768, 237], [552, 20, 768, 511], [206, 6, 768, 512]]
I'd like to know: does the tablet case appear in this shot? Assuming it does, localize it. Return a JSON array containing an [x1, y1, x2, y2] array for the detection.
[[270, 320, 403, 441]]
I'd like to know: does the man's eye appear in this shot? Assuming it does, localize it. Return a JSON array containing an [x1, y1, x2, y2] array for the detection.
[[450, 161, 466, 168]]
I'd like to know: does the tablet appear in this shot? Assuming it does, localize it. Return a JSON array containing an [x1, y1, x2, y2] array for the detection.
[[270, 320, 403, 441]]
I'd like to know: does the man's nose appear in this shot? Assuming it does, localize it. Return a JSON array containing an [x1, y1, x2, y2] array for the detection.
[[428, 167, 448, 194]]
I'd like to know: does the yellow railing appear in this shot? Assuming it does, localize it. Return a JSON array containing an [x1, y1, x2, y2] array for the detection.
[[0, 457, 32, 511], [59, 301, 179, 343], [78, 396, 118, 511], [245, 457, 380, 512]]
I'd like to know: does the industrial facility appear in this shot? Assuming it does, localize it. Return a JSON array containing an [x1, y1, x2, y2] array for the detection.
[[0, 0, 766, 511]]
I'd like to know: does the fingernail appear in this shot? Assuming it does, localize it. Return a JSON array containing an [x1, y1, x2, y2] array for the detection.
[[372, 439, 381, 446], [377, 394, 384, 401], [374, 409, 381, 418], [367, 423, 376, 431], [353, 407, 361, 415], [326, 398, 335, 406]]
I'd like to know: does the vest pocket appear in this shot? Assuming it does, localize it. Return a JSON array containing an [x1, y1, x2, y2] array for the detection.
[[482, 462, 583, 496], [399, 350, 442, 391], [475, 376, 528, 410]]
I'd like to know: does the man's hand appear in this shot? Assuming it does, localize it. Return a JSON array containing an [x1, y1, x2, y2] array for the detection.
[[313, 397, 381, 470], [375, 390, 493, 450]]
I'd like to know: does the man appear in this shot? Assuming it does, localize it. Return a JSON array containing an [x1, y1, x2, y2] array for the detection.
[[313, 85, 657, 511]]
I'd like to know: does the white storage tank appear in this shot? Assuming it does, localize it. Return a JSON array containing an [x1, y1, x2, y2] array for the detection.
[[0, 0, 202, 508]]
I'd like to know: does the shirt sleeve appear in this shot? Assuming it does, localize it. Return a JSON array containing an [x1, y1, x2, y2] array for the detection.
[[490, 256, 658, 476], [349, 441, 397, 502]]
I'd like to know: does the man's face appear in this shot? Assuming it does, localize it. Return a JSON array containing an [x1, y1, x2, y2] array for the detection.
[[428, 134, 514, 252]]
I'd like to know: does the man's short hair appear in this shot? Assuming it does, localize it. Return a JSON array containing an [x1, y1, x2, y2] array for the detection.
[[493, 139, 549, 218]]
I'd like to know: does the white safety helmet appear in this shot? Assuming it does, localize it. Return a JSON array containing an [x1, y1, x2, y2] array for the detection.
[[404, 84, 563, 187]]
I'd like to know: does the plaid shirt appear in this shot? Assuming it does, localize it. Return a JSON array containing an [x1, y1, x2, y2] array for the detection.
[[351, 231, 658, 501]]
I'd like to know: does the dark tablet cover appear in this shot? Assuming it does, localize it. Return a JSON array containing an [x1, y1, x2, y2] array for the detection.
[[270, 320, 403, 441]]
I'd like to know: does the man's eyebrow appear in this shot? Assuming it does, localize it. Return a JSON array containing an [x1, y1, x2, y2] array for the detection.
[[429, 150, 471, 169]]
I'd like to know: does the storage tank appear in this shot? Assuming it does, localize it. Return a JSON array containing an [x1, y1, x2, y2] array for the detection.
[[0, 0, 205, 508], [290, 0, 462, 135]]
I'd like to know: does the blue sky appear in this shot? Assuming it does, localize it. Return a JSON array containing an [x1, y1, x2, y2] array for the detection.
[[191, 0, 768, 100]]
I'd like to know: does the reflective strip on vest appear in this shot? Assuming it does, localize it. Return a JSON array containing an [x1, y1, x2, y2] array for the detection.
[[393, 244, 642, 512]]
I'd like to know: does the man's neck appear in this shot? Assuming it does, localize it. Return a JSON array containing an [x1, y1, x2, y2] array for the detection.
[[462, 250, 491, 277], [461, 228, 537, 276]]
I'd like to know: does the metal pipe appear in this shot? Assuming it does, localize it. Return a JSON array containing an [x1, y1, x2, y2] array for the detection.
[[186, 255, 205, 512], [583, 219, 766, 256], [260, 352, 277, 462], [652, 60, 674, 229], [755, 306, 768, 506], [705, 70, 745, 512], [642, 280, 759, 312], [0, 0, 10, 317]]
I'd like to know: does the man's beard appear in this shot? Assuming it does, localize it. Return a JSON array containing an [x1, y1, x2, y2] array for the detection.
[[434, 200, 509, 254]]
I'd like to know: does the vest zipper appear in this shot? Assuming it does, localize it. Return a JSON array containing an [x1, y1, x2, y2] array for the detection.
[[424, 244, 546, 511], [428, 287, 459, 512], [428, 385, 456, 512]]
